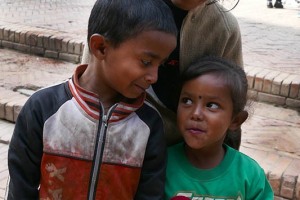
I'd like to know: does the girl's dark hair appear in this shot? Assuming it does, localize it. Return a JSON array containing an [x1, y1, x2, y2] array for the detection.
[[181, 56, 248, 116], [87, 0, 178, 48]]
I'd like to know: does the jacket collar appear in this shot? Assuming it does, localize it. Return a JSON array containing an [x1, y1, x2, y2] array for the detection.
[[68, 64, 145, 121]]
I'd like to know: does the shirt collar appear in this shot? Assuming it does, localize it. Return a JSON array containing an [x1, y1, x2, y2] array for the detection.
[[69, 64, 146, 121]]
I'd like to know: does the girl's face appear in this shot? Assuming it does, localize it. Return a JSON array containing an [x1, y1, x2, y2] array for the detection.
[[177, 72, 235, 150], [171, 0, 207, 10]]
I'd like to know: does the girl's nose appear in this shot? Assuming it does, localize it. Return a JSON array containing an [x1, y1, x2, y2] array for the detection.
[[191, 105, 204, 121]]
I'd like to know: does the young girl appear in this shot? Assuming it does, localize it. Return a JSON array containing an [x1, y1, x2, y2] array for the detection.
[[165, 56, 274, 200]]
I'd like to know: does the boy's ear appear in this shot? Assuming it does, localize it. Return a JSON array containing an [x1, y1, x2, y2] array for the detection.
[[89, 34, 108, 59], [228, 111, 248, 131]]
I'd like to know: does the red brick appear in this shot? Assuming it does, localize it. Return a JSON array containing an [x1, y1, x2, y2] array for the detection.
[[280, 74, 298, 97], [271, 73, 290, 95], [268, 156, 293, 195], [254, 69, 272, 91], [296, 176, 300, 199], [246, 67, 263, 89], [262, 71, 281, 93], [280, 160, 300, 199], [289, 76, 300, 99], [257, 92, 286, 106]]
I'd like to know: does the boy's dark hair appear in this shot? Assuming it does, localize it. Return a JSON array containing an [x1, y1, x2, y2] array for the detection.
[[180, 56, 248, 116], [87, 0, 178, 48]]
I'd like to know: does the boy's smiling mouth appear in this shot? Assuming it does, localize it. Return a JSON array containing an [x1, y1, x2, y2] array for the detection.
[[133, 84, 147, 94]]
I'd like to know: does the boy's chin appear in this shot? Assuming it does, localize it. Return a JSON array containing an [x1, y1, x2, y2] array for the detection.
[[125, 91, 145, 99], [122, 92, 145, 101]]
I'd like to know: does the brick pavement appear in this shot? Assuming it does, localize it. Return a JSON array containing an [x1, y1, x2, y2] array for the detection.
[[0, 0, 300, 199], [0, 0, 93, 37], [231, 0, 300, 75]]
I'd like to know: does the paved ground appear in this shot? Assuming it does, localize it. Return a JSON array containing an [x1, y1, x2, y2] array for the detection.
[[0, 48, 75, 91], [0, 0, 93, 39], [232, 0, 300, 75], [0, 0, 300, 199]]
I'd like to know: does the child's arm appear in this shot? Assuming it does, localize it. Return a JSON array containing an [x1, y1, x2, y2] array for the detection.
[[134, 110, 167, 200], [7, 98, 43, 199], [222, 21, 243, 67]]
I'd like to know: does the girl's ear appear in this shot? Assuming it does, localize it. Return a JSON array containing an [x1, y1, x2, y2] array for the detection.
[[228, 111, 248, 131], [89, 34, 109, 60]]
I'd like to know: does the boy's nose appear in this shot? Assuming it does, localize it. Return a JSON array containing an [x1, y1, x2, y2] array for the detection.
[[144, 67, 158, 84]]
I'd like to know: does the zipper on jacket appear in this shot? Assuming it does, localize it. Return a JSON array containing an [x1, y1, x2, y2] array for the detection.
[[88, 104, 117, 200]]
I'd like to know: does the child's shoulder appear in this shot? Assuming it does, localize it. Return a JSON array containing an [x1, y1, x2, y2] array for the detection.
[[138, 100, 164, 120], [134, 100, 165, 132], [199, 2, 240, 30], [25, 80, 70, 107], [33, 80, 68, 96], [227, 145, 265, 172]]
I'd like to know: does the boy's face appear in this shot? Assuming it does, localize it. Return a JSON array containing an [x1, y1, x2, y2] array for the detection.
[[96, 30, 176, 99], [177, 73, 235, 150]]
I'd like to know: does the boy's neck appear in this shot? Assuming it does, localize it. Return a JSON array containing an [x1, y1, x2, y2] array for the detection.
[[78, 64, 119, 110]]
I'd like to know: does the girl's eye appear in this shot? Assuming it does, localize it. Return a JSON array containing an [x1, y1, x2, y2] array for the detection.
[[207, 102, 219, 109], [181, 97, 192, 105], [142, 60, 151, 67]]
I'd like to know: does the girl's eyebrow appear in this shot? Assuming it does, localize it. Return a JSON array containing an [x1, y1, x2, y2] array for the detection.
[[180, 90, 192, 96], [181, 90, 223, 100]]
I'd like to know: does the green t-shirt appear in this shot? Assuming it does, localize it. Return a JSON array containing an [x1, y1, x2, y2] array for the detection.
[[165, 143, 274, 200]]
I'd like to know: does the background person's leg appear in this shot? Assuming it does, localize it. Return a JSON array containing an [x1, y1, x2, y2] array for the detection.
[[274, 0, 284, 8], [267, 0, 273, 8]]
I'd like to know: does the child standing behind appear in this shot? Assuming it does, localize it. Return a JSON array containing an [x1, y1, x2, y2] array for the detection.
[[165, 56, 273, 200], [7, 0, 177, 199]]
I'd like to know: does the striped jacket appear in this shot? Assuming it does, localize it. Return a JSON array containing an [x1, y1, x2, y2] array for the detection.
[[8, 65, 166, 200]]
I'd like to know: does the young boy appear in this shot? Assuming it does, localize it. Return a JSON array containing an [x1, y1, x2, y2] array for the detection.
[[165, 56, 274, 199], [7, 0, 177, 199]]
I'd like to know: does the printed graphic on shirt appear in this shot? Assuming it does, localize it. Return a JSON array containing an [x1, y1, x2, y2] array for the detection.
[[43, 163, 66, 200], [46, 163, 66, 182], [172, 191, 242, 200]]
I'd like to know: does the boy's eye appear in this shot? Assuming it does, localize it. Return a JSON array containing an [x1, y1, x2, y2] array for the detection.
[[207, 102, 219, 109], [141, 60, 151, 67], [181, 97, 192, 105]]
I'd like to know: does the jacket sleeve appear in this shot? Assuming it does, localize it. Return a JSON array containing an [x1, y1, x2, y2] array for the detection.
[[134, 105, 167, 200], [7, 95, 44, 199], [222, 16, 244, 67]]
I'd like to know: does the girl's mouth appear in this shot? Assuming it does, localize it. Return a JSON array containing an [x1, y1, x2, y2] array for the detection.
[[187, 128, 205, 134]]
